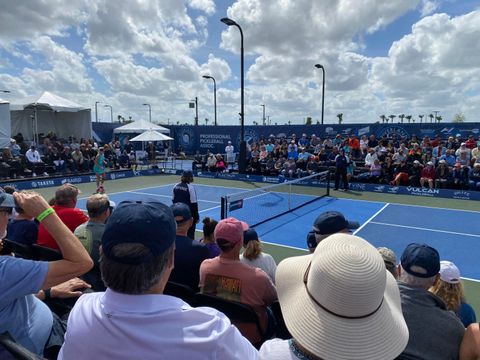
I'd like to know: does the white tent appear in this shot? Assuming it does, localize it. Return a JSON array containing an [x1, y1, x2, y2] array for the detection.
[[10, 91, 91, 143], [130, 130, 173, 142], [113, 119, 170, 134], [0, 100, 11, 148]]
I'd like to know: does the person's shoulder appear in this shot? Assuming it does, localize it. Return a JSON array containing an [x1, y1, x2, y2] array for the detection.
[[259, 338, 292, 360]]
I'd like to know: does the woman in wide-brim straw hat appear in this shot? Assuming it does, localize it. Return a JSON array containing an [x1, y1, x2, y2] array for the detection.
[[259, 233, 409, 360]]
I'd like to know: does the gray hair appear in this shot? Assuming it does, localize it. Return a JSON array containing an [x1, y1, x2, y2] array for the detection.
[[398, 265, 436, 289], [100, 242, 174, 294]]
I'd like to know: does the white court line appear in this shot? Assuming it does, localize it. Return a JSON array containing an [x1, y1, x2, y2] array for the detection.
[[128, 190, 219, 204], [77, 183, 173, 201], [353, 203, 390, 235], [369, 221, 480, 238], [262, 241, 308, 252]]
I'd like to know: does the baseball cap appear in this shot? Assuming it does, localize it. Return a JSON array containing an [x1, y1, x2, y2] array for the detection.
[[0, 189, 15, 208], [427, 161, 434, 166], [439, 261, 460, 284], [413, 160, 420, 165], [243, 228, 259, 245], [378, 247, 397, 273], [171, 202, 192, 223], [102, 201, 177, 265], [400, 243, 440, 278], [313, 211, 359, 235], [214, 217, 248, 245], [306, 231, 317, 250]]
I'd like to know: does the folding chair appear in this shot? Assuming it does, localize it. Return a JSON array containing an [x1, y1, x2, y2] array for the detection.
[[1, 239, 34, 259], [32, 244, 62, 261], [163, 281, 197, 305], [194, 293, 266, 348], [0, 332, 46, 360]]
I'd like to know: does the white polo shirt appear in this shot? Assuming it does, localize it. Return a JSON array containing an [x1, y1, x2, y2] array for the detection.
[[58, 289, 258, 360]]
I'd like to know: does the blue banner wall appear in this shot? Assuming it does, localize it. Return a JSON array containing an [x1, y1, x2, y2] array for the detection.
[[1, 168, 479, 201], [93, 122, 480, 155], [167, 123, 480, 155]]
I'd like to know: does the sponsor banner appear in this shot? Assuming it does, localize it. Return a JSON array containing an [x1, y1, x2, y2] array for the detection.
[[194, 172, 480, 201], [4, 168, 479, 202]]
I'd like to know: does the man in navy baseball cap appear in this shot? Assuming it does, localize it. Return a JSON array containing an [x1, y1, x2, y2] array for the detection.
[[101, 201, 177, 265], [59, 200, 257, 359], [308, 211, 359, 251]]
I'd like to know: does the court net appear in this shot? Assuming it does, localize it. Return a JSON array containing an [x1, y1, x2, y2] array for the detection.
[[220, 170, 330, 227]]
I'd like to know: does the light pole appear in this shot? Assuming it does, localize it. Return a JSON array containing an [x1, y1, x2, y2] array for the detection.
[[95, 101, 100, 122], [221, 17, 246, 173], [433, 110, 439, 123], [143, 103, 152, 122], [314, 64, 325, 125], [202, 75, 217, 126], [104, 104, 113, 123], [190, 97, 199, 126], [260, 104, 266, 125]]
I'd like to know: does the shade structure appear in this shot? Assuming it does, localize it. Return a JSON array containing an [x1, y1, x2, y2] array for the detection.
[[10, 91, 91, 144], [113, 119, 170, 134], [129, 129, 173, 142]]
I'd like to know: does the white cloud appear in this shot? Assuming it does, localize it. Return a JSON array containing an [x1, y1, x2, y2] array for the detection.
[[420, 0, 440, 17], [0, 0, 87, 44], [188, 0, 216, 15]]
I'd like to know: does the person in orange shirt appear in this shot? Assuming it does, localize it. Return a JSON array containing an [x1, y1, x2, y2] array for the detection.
[[348, 134, 360, 159]]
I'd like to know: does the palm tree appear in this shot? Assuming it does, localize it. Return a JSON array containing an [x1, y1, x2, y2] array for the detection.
[[399, 114, 405, 123], [418, 115, 424, 123], [205, 118, 209, 125], [379, 114, 386, 124], [337, 113, 343, 124], [405, 115, 412, 124], [436, 116, 442, 123], [428, 114, 434, 123], [389, 114, 396, 123]]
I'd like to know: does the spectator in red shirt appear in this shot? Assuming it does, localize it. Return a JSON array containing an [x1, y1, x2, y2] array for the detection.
[[37, 183, 88, 250], [466, 135, 477, 150], [420, 161, 436, 189]]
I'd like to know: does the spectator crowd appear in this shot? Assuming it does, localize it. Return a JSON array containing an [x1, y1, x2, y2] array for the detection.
[[0, 133, 139, 179], [1, 177, 480, 359], [194, 132, 480, 191]]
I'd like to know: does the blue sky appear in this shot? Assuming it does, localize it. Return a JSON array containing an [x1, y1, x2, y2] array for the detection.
[[1, 0, 480, 125]]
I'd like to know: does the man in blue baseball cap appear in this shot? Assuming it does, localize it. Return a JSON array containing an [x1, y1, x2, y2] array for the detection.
[[59, 201, 256, 359], [169, 203, 210, 291], [396, 243, 464, 360], [307, 211, 359, 252], [172, 170, 199, 239]]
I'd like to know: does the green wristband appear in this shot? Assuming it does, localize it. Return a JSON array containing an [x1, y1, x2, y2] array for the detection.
[[37, 208, 55, 222]]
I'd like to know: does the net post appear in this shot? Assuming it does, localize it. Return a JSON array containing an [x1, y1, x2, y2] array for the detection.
[[221, 196, 226, 219], [326, 170, 331, 196]]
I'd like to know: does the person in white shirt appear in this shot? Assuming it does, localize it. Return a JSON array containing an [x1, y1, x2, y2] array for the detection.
[[59, 201, 257, 360], [240, 229, 277, 283], [364, 148, 378, 167], [225, 141, 235, 169], [25, 145, 47, 176]]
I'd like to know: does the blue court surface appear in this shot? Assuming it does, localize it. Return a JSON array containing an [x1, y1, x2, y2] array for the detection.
[[77, 183, 480, 281]]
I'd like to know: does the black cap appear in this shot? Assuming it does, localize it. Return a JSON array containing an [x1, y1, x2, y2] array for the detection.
[[102, 201, 176, 265], [243, 228, 259, 245], [313, 211, 359, 235], [170, 203, 192, 223], [400, 243, 440, 278]]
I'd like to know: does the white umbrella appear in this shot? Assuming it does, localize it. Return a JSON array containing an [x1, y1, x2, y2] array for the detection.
[[129, 129, 173, 142], [113, 119, 170, 134]]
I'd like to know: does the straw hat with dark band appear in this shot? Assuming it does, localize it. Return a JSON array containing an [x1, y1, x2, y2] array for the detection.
[[276, 233, 408, 360]]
